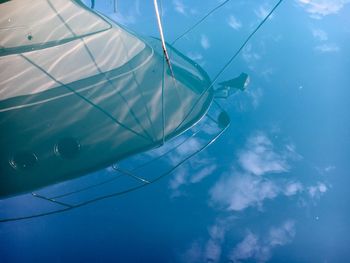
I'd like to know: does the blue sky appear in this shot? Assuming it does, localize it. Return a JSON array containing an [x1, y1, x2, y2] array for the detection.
[[1, 0, 350, 262]]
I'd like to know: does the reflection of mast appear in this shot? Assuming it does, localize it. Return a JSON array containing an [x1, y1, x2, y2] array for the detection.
[[153, 0, 175, 80]]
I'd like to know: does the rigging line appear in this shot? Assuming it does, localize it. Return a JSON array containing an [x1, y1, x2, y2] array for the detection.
[[20, 54, 150, 141], [31, 193, 73, 208], [174, 0, 284, 133], [57, 114, 227, 210], [130, 129, 201, 172], [153, 0, 175, 80], [112, 166, 150, 184], [211, 0, 284, 89], [48, 174, 123, 199], [47, 0, 154, 141], [172, 0, 231, 45]]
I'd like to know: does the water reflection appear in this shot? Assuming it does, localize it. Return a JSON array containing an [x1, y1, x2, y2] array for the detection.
[[178, 131, 330, 262], [296, 0, 350, 19], [1, 0, 347, 262]]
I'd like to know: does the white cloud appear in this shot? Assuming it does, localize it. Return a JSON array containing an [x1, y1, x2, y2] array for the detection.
[[169, 165, 187, 191], [324, 165, 336, 172], [227, 15, 242, 30], [312, 28, 328, 41], [316, 164, 336, 174], [242, 43, 261, 66], [200, 34, 210, 50], [308, 182, 328, 198], [182, 241, 203, 263], [208, 132, 330, 212], [209, 173, 305, 211], [204, 240, 222, 263], [187, 52, 203, 61], [230, 220, 296, 263], [169, 157, 217, 197], [260, 68, 275, 80], [208, 133, 306, 211], [209, 171, 329, 211], [314, 43, 340, 52], [296, 0, 350, 18], [311, 28, 340, 54], [238, 133, 289, 176], [268, 220, 296, 246], [284, 181, 303, 196], [248, 87, 263, 109], [181, 217, 235, 263], [255, 5, 273, 20], [231, 232, 261, 262], [174, 137, 203, 157], [173, 0, 186, 15], [191, 164, 217, 183]]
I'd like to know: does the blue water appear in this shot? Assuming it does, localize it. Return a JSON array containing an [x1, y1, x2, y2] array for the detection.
[[1, 0, 350, 262]]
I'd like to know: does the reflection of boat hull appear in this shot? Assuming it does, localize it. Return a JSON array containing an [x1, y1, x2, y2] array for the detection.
[[0, 1, 213, 197]]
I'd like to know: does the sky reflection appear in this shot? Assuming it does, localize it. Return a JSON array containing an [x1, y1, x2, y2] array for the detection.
[[1, 0, 349, 262]]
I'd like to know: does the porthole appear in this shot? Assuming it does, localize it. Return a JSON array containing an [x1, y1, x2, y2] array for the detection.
[[9, 152, 38, 171], [54, 137, 81, 159]]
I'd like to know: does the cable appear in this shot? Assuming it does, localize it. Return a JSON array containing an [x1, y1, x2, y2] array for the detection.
[[172, 0, 231, 45], [211, 0, 284, 86], [174, 0, 284, 133]]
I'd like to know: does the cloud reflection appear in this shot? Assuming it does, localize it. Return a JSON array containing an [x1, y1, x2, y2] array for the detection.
[[230, 220, 295, 263], [173, 0, 186, 15], [296, 0, 350, 18], [182, 218, 295, 263], [179, 130, 331, 262], [314, 43, 340, 53], [227, 15, 242, 30], [182, 217, 234, 263], [170, 157, 217, 197], [200, 34, 210, 50], [312, 28, 328, 41], [238, 133, 290, 176], [254, 5, 273, 20], [209, 132, 327, 212], [308, 182, 328, 199], [210, 173, 304, 211]]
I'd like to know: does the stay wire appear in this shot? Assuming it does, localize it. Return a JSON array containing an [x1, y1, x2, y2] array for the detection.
[[211, 0, 284, 88], [172, 0, 231, 45], [173, 0, 284, 133]]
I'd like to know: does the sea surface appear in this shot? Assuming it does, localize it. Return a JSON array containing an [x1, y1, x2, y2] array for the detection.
[[1, 0, 350, 262]]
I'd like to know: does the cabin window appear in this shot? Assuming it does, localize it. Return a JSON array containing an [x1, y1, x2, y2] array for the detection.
[[9, 152, 38, 171]]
